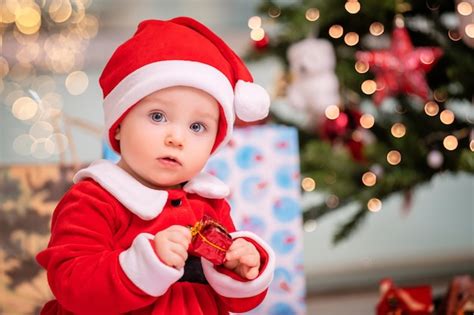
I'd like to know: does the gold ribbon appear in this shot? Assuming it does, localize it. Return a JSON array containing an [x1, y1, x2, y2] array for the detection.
[[190, 221, 227, 252]]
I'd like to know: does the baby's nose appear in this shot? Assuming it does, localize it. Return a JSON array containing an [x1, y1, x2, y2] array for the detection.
[[165, 130, 184, 148]]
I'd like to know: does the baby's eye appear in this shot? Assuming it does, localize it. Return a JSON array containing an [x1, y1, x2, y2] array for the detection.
[[190, 122, 205, 133], [150, 112, 166, 122]]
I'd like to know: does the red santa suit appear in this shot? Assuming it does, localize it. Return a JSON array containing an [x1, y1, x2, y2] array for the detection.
[[37, 159, 275, 315]]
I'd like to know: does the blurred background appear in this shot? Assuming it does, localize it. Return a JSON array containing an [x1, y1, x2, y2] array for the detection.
[[1, 0, 473, 314]]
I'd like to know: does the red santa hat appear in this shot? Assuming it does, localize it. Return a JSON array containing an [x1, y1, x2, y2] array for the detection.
[[99, 17, 270, 154]]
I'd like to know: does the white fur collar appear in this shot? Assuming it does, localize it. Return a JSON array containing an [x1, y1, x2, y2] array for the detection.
[[73, 159, 230, 220]]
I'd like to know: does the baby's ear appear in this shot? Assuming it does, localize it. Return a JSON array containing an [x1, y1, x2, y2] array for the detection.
[[114, 125, 121, 140]]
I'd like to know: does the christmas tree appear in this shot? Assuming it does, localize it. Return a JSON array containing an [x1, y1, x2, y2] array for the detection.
[[246, 0, 474, 243]]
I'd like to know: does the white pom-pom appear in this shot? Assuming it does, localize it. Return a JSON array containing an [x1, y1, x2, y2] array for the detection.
[[234, 80, 270, 122]]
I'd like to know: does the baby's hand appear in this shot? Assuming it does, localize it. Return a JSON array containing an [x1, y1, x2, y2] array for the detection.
[[153, 225, 192, 269], [223, 238, 260, 280]]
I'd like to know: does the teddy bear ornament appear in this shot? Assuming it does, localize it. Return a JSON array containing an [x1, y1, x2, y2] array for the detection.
[[286, 38, 341, 125]]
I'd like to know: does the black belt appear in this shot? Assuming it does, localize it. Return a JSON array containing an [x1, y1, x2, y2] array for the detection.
[[177, 255, 208, 284]]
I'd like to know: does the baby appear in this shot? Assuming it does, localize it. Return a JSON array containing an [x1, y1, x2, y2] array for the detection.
[[37, 17, 274, 315]]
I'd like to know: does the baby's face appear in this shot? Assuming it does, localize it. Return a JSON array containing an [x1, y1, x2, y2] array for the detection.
[[115, 86, 219, 189]]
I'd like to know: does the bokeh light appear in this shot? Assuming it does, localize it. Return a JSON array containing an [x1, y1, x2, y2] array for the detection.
[[391, 123, 406, 138], [250, 28, 265, 41], [268, 6, 281, 18], [457, 2, 473, 15], [465, 24, 474, 38], [440, 109, 455, 125], [12, 96, 39, 120], [49, 0, 73, 23], [31, 138, 55, 159], [345, 0, 361, 14], [305, 8, 320, 21], [65, 71, 89, 95], [424, 101, 439, 116], [433, 89, 447, 103], [344, 32, 359, 46], [362, 171, 377, 187], [369, 22, 384, 36], [1, 3, 16, 24], [355, 60, 369, 73], [30, 121, 54, 139], [360, 113, 375, 129], [420, 51, 436, 65], [248, 16, 262, 29], [325, 105, 340, 120], [387, 150, 401, 165], [448, 30, 462, 41], [443, 135, 458, 151], [304, 220, 317, 232], [301, 177, 316, 192], [15, 5, 42, 35], [77, 14, 99, 39], [367, 198, 382, 212], [326, 195, 340, 208], [329, 25, 344, 38], [361, 80, 377, 94]]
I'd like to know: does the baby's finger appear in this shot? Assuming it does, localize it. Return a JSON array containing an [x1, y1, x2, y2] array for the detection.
[[238, 264, 250, 276], [228, 238, 248, 250], [239, 253, 260, 268], [166, 252, 186, 269], [168, 231, 192, 246], [245, 266, 259, 280], [226, 245, 252, 261], [223, 259, 239, 270], [170, 243, 188, 261]]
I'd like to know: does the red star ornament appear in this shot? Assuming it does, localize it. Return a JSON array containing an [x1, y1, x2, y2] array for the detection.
[[356, 26, 443, 105]]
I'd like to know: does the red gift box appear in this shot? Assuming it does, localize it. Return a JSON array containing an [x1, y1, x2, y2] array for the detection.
[[188, 216, 233, 265], [376, 278, 433, 315]]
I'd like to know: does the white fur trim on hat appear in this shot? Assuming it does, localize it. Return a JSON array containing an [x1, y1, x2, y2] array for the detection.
[[103, 60, 235, 152], [119, 233, 184, 296], [234, 80, 270, 122], [201, 231, 275, 298]]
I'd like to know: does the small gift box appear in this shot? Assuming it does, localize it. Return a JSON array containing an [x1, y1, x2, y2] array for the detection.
[[439, 275, 474, 314], [188, 216, 233, 265], [376, 278, 433, 315]]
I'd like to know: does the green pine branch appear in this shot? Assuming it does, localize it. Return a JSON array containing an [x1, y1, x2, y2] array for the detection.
[[250, 0, 474, 244]]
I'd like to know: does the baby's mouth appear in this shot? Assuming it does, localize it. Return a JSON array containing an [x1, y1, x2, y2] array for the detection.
[[158, 156, 182, 166]]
